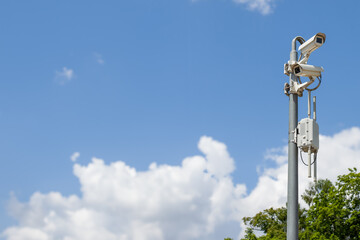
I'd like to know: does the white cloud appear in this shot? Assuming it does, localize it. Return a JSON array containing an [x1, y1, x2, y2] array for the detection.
[[55, 67, 74, 85], [70, 152, 80, 162], [94, 52, 105, 65], [3, 227, 49, 240], [3, 128, 360, 240], [232, 0, 274, 15], [191, 0, 274, 15], [263, 127, 360, 195]]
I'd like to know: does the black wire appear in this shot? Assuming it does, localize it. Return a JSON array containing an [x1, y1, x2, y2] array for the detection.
[[300, 151, 317, 166], [306, 75, 322, 91]]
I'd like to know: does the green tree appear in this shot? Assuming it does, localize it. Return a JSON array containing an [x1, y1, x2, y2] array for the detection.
[[239, 168, 360, 240], [241, 206, 307, 240], [301, 179, 333, 207], [305, 168, 360, 239]]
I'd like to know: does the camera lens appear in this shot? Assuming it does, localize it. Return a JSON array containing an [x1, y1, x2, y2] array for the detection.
[[316, 37, 323, 44]]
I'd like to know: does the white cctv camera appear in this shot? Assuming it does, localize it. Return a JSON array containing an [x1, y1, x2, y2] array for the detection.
[[293, 63, 324, 77], [298, 33, 326, 59]]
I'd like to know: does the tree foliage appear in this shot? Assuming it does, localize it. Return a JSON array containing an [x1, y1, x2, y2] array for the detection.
[[236, 168, 360, 240]]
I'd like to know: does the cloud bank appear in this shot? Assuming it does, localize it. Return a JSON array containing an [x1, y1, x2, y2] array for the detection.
[[2, 128, 360, 240]]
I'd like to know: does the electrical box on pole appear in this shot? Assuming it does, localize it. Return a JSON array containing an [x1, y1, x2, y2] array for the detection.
[[297, 118, 319, 153]]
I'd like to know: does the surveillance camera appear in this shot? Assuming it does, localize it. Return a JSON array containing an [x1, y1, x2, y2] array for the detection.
[[293, 63, 324, 77], [298, 33, 326, 57]]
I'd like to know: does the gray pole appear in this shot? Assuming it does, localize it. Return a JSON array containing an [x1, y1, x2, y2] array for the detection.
[[287, 38, 300, 240]]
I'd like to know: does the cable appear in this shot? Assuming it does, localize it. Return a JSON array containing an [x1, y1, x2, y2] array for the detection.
[[306, 75, 322, 91], [300, 150, 317, 166], [297, 75, 322, 92], [298, 53, 303, 62], [295, 37, 305, 62], [297, 37, 305, 45]]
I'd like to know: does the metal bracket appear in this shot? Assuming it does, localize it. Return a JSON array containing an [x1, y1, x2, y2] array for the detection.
[[284, 63, 291, 76], [284, 61, 298, 76], [284, 61, 316, 96], [291, 128, 297, 144], [284, 83, 290, 96], [289, 78, 315, 97]]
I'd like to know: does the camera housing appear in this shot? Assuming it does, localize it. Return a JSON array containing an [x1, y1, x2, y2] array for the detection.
[[293, 63, 323, 77], [298, 33, 326, 58]]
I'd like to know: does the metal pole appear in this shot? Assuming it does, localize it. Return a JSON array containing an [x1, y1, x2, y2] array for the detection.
[[308, 91, 311, 178], [313, 96, 317, 121], [308, 91, 311, 119], [287, 38, 299, 240], [308, 148, 312, 178], [313, 96, 317, 183]]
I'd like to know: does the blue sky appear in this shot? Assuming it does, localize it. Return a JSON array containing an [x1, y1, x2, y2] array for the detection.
[[1, 0, 360, 239]]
